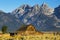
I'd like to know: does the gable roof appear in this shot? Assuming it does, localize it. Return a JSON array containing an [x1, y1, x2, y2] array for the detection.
[[17, 24, 43, 35], [17, 24, 36, 31]]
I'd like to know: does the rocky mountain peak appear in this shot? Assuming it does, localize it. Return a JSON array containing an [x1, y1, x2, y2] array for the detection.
[[19, 4, 31, 10], [40, 3, 54, 15], [11, 4, 60, 31], [41, 2, 48, 8]]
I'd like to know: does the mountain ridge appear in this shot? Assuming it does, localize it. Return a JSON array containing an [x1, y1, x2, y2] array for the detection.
[[11, 3, 60, 31], [0, 11, 23, 32], [0, 3, 60, 32]]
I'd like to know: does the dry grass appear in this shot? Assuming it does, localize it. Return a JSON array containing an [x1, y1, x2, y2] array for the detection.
[[0, 33, 60, 40]]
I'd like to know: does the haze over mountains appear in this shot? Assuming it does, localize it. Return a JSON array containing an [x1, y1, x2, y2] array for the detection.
[[0, 11, 23, 32], [0, 3, 60, 32]]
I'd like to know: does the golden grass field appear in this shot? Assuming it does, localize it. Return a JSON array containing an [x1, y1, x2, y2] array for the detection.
[[0, 32, 60, 40]]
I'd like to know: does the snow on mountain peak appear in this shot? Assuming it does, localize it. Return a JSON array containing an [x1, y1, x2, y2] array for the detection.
[[11, 4, 60, 31], [40, 3, 54, 15]]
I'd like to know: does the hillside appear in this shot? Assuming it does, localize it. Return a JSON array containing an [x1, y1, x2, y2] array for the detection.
[[0, 11, 23, 32]]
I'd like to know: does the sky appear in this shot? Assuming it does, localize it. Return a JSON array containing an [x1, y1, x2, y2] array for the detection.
[[0, 0, 60, 12]]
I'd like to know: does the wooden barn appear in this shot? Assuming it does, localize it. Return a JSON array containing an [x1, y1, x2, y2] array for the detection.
[[17, 24, 43, 35]]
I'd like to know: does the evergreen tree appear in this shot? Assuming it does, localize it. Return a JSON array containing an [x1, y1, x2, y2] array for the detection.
[[2, 25, 8, 34]]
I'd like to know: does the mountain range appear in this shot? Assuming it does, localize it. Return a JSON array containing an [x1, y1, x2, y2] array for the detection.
[[0, 11, 23, 32], [0, 3, 60, 32]]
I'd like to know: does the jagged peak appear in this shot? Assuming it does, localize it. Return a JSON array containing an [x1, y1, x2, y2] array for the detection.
[[34, 4, 39, 7], [41, 2, 48, 8], [33, 4, 40, 8], [18, 4, 31, 9]]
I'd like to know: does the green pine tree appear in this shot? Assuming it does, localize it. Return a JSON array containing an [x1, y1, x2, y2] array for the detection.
[[2, 25, 8, 34]]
